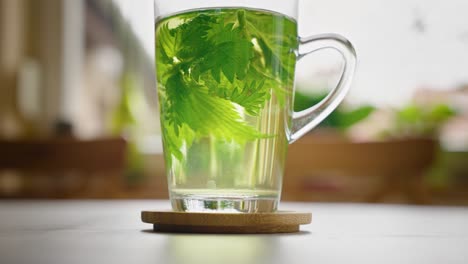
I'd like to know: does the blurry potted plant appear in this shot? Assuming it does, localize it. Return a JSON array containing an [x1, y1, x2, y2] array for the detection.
[[293, 91, 375, 137], [284, 90, 455, 204]]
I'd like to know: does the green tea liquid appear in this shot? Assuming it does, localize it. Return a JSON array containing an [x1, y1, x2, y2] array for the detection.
[[155, 8, 298, 212]]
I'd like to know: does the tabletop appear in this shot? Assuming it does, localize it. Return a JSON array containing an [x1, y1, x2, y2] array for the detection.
[[1, 200, 467, 264]]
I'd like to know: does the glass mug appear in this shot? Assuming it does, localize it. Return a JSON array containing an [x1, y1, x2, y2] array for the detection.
[[154, 0, 356, 212]]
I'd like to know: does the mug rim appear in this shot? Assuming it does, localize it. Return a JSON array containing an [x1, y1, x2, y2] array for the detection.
[[154, 0, 299, 22]]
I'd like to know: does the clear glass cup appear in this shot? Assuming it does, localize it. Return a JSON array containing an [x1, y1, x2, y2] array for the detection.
[[154, 0, 356, 212]]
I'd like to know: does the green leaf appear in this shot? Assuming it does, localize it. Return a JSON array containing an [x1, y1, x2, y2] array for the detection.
[[245, 12, 298, 83], [156, 23, 177, 61], [198, 38, 254, 83], [229, 80, 269, 115], [256, 36, 289, 81], [293, 91, 374, 130], [155, 9, 298, 162], [293, 91, 327, 111], [429, 104, 456, 123], [173, 14, 214, 59], [398, 105, 424, 123], [167, 82, 264, 143], [163, 72, 190, 129], [206, 23, 239, 44], [337, 106, 375, 129], [203, 75, 271, 115]]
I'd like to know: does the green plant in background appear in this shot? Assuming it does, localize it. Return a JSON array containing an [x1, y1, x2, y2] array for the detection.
[[294, 91, 375, 131], [294, 90, 456, 138], [395, 104, 456, 137], [296, 87, 464, 198], [111, 71, 145, 185], [394, 104, 457, 189], [111, 72, 138, 130]]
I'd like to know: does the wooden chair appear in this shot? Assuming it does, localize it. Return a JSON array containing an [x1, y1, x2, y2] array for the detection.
[[0, 137, 127, 198], [283, 135, 438, 204]]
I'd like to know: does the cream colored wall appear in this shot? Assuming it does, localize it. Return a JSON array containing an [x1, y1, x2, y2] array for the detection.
[[297, 0, 468, 107]]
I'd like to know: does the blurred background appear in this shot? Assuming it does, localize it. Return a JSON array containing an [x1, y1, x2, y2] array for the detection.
[[0, 0, 467, 204]]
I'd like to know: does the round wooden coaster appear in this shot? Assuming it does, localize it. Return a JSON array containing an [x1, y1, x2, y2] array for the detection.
[[141, 211, 312, 234]]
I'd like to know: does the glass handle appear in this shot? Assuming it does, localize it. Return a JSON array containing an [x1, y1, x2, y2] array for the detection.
[[289, 34, 357, 143]]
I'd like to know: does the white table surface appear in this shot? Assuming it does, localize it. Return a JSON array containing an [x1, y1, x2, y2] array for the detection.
[[1, 200, 467, 264]]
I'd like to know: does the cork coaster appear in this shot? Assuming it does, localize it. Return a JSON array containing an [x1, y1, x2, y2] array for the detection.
[[141, 211, 312, 234]]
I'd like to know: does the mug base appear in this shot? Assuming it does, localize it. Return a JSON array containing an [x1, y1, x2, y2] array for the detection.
[[171, 194, 279, 213]]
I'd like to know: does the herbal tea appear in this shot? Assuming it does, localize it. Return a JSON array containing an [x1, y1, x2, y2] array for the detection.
[[155, 8, 298, 211]]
